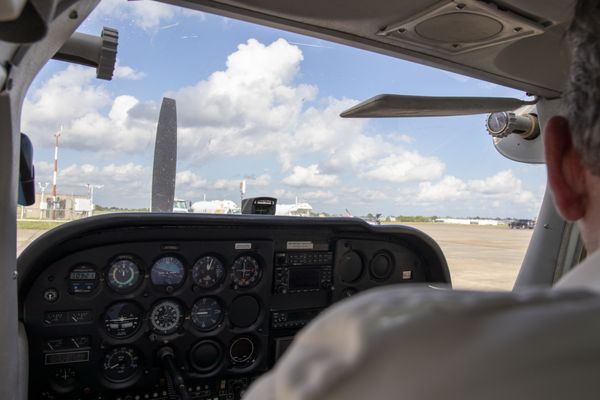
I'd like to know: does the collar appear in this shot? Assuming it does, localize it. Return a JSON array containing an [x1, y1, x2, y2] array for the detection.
[[554, 249, 600, 293]]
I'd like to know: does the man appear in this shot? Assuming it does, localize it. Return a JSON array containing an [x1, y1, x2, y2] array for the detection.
[[244, 1, 600, 399]]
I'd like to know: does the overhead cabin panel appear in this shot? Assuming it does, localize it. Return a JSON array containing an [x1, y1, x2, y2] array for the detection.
[[157, 0, 573, 97]]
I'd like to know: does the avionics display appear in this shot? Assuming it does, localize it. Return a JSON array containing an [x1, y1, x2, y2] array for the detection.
[[273, 251, 334, 294], [288, 269, 320, 290]]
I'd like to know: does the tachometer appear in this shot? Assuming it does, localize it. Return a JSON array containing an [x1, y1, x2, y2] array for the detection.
[[149, 299, 184, 335], [191, 297, 224, 331], [231, 255, 262, 288], [102, 346, 142, 383], [150, 256, 185, 288], [107, 258, 142, 292], [192, 255, 225, 289], [103, 302, 144, 339]]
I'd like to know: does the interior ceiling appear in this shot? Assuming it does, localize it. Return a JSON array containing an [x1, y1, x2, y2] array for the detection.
[[158, 0, 574, 98]]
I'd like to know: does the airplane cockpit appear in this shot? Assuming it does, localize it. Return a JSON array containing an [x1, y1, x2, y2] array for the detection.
[[20, 213, 449, 399], [0, 0, 578, 399]]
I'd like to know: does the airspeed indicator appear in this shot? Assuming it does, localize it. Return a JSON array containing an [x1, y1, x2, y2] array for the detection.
[[107, 258, 142, 292]]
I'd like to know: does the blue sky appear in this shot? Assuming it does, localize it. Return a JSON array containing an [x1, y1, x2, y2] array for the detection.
[[23, 0, 547, 218]]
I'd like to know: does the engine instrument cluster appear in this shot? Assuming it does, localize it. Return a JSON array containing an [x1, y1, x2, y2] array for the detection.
[[19, 215, 449, 399]]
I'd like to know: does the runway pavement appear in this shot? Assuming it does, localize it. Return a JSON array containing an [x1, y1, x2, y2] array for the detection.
[[404, 223, 533, 291], [17, 229, 46, 256], [17, 223, 533, 291]]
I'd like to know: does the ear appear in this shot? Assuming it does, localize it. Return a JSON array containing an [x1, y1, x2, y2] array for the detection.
[[544, 116, 588, 221]]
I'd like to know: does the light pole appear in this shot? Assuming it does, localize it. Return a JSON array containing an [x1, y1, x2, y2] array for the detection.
[[51, 126, 62, 220], [38, 182, 48, 219], [84, 184, 104, 216], [240, 180, 246, 210]]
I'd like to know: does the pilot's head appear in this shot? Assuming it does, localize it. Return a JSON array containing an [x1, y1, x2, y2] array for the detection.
[[544, 0, 600, 252]]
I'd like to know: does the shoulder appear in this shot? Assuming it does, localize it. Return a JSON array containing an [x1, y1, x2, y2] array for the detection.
[[244, 286, 600, 400]]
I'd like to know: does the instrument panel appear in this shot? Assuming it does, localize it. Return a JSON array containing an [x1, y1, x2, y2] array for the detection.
[[18, 214, 450, 399]]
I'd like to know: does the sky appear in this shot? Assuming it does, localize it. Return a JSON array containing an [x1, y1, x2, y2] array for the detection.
[[22, 0, 548, 218]]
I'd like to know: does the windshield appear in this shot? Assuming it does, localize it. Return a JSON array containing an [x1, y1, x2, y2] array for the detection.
[[17, 1, 545, 290]]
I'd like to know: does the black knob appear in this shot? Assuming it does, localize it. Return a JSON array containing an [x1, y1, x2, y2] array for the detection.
[[338, 251, 363, 283], [369, 252, 394, 281]]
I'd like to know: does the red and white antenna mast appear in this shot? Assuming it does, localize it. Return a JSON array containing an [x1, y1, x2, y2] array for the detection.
[[51, 126, 62, 200]]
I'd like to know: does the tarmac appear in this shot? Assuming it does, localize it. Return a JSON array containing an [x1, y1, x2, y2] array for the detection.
[[17, 229, 45, 256], [404, 223, 533, 291], [17, 223, 533, 291]]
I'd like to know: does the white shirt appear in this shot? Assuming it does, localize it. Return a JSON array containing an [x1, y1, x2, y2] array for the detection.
[[555, 249, 600, 292], [244, 251, 600, 400]]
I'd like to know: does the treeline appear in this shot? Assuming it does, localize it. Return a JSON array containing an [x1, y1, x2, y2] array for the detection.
[[391, 215, 437, 223], [95, 205, 149, 212]]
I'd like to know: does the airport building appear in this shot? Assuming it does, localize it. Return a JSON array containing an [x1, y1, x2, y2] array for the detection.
[[19, 193, 92, 220]]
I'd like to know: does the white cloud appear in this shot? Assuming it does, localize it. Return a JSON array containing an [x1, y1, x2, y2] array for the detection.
[[114, 65, 146, 80], [23, 66, 155, 153], [176, 170, 208, 190], [415, 170, 536, 205], [36, 161, 150, 200], [468, 170, 521, 195], [23, 66, 111, 141], [213, 174, 272, 191], [342, 187, 389, 204], [23, 39, 428, 178], [417, 176, 467, 202], [272, 189, 297, 201], [360, 152, 445, 183], [87, 0, 204, 31], [170, 39, 317, 164], [174, 170, 273, 201], [283, 165, 339, 188], [302, 190, 338, 203]]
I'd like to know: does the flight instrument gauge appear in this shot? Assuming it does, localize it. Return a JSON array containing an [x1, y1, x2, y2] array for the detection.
[[151, 256, 186, 288], [150, 299, 184, 335], [107, 258, 142, 292], [192, 255, 225, 289], [103, 302, 144, 339], [231, 255, 262, 288], [191, 297, 224, 331], [229, 336, 256, 366], [50, 367, 78, 393], [102, 346, 142, 383]]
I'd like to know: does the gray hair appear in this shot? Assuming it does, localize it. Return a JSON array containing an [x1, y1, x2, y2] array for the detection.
[[565, 0, 600, 175]]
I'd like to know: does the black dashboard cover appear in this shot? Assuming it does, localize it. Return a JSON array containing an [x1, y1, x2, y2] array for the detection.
[[17, 213, 450, 399], [18, 213, 450, 298]]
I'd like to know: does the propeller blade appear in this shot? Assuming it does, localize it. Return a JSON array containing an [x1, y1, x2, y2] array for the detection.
[[151, 97, 177, 213], [340, 94, 536, 118]]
